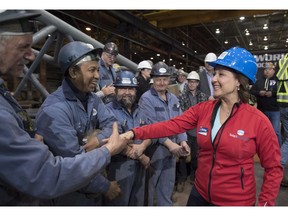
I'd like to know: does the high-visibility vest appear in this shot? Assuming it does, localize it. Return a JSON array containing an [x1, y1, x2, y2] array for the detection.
[[276, 54, 288, 104]]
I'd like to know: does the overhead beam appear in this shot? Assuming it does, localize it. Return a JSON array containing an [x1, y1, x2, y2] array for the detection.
[[106, 10, 203, 62], [143, 10, 276, 29]]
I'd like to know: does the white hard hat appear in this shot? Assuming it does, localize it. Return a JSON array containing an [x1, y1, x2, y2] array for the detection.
[[187, 71, 200, 80], [204, 52, 217, 62], [177, 69, 188, 77], [137, 60, 152, 70]]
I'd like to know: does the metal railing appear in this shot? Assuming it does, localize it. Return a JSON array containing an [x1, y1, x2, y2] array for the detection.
[[13, 10, 138, 99]]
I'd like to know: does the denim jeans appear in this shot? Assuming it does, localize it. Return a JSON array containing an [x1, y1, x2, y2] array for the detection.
[[280, 107, 288, 167], [264, 111, 282, 146]]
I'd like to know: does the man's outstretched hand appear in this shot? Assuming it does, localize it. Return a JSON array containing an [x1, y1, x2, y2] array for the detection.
[[102, 122, 127, 156]]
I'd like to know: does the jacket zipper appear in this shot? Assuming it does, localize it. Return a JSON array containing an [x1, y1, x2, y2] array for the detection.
[[208, 104, 236, 202], [240, 167, 245, 190], [208, 150, 216, 202]]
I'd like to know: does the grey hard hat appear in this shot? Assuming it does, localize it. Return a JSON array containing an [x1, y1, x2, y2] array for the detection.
[[151, 62, 170, 77], [103, 42, 119, 56], [0, 10, 40, 34]]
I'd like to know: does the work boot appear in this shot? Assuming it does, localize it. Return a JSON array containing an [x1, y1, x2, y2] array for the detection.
[[176, 181, 185, 193]]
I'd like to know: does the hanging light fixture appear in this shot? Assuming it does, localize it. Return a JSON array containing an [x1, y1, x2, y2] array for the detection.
[[263, 24, 268, 30]]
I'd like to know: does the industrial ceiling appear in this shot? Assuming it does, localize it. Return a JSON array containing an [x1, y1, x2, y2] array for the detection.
[[48, 10, 288, 71]]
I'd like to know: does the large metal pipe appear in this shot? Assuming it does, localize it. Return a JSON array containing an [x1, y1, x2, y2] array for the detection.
[[32, 10, 138, 71], [14, 33, 57, 97], [23, 67, 50, 98]]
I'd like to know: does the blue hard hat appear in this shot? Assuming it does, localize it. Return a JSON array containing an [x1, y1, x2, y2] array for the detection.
[[114, 70, 138, 87], [58, 41, 99, 74], [151, 61, 170, 77], [208, 47, 257, 84]]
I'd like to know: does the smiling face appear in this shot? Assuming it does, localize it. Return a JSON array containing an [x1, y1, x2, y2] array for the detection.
[[69, 60, 100, 93], [116, 87, 137, 108], [0, 34, 35, 76], [212, 66, 240, 100], [153, 76, 170, 93]]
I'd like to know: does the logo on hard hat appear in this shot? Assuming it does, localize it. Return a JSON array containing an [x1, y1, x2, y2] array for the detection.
[[159, 68, 167, 73], [121, 78, 132, 84], [218, 51, 228, 60], [132, 77, 137, 85]]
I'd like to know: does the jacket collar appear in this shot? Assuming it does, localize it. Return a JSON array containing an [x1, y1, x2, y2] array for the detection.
[[210, 99, 242, 126], [62, 78, 91, 102]]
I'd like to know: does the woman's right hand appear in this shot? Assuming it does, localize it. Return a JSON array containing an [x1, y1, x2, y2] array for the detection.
[[120, 130, 134, 141]]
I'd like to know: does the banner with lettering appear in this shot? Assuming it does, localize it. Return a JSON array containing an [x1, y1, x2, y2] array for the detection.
[[253, 53, 286, 80]]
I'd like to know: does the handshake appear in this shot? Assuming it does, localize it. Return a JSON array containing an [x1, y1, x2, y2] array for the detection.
[[83, 123, 150, 169]]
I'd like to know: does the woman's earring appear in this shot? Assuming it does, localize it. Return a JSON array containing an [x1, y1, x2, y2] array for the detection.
[[237, 86, 240, 91]]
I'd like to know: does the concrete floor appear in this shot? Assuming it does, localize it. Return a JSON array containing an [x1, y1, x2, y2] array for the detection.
[[172, 162, 288, 206]]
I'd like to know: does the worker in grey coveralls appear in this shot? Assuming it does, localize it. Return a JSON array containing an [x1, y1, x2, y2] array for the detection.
[[138, 61, 190, 205], [105, 69, 151, 206], [98, 42, 118, 104], [0, 10, 125, 206], [35, 41, 121, 205]]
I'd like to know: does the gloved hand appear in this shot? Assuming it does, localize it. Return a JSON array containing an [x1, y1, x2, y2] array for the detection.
[[105, 181, 121, 200]]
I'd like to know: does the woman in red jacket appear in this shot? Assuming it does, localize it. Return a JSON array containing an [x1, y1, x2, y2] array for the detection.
[[121, 47, 283, 206]]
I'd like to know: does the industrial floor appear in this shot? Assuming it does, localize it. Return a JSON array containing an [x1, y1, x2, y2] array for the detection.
[[172, 162, 288, 206]]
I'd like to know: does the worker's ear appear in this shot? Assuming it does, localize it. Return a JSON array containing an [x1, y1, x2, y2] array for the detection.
[[68, 67, 77, 79]]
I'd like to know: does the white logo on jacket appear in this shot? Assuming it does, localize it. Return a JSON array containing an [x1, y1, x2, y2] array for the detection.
[[92, 108, 97, 116]]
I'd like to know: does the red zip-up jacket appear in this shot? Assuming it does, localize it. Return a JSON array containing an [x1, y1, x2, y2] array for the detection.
[[132, 99, 283, 206]]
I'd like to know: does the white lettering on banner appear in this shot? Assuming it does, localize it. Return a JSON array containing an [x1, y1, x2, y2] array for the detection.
[[254, 53, 285, 68], [257, 62, 277, 68]]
